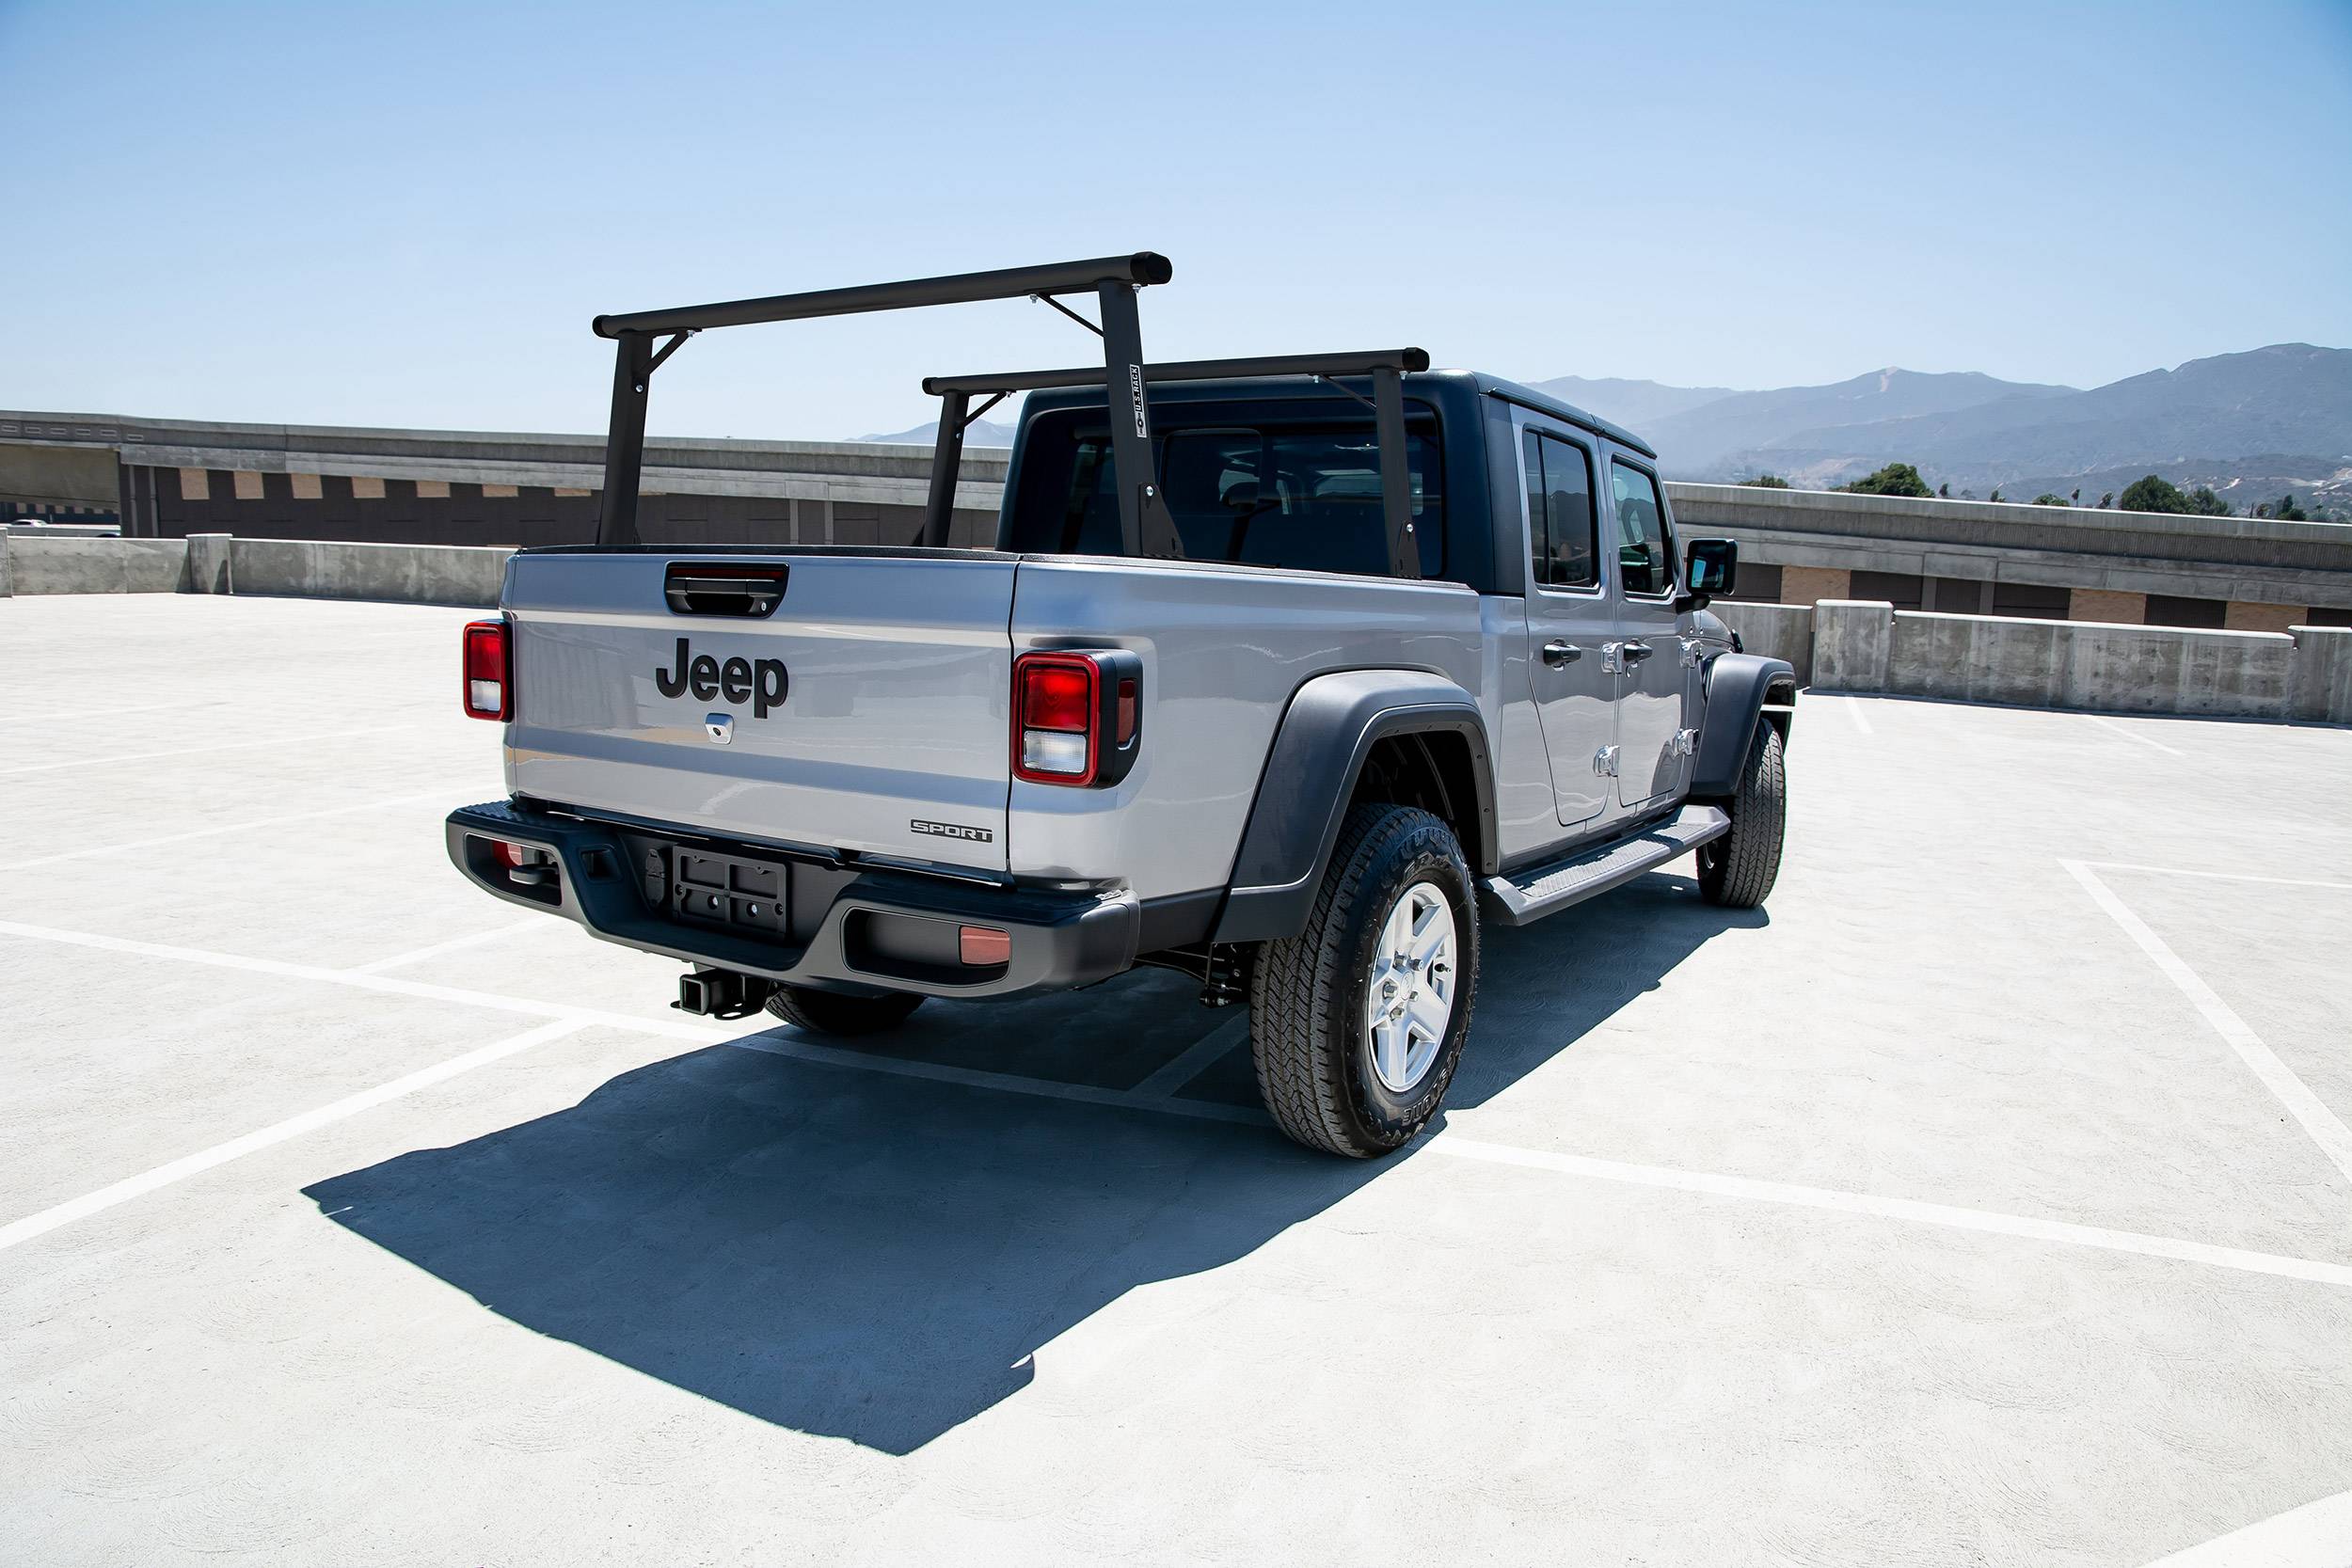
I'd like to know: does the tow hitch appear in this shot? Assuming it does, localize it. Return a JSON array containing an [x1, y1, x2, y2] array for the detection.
[[676, 967, 774, 1020]]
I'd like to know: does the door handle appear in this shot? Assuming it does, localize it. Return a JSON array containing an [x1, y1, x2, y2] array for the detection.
[[1540, 640, 1582, 666], [1620, 641, 1654, 662]]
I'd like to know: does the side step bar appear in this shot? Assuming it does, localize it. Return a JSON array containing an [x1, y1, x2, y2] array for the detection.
[[1478, 805, 1731, 927]]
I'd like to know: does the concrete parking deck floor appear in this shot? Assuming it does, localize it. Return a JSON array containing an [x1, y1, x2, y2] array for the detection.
[[4, 594, 2350, 1567]]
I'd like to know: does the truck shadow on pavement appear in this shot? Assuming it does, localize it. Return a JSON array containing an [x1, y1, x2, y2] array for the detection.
[[305, 873, 1760, 1454]]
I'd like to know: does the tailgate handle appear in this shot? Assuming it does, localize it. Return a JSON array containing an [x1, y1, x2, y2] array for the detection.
[[665, 562, 788, 618]]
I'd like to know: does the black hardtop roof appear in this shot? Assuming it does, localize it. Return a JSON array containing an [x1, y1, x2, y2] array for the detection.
[[1019, 368, 1657, 460]]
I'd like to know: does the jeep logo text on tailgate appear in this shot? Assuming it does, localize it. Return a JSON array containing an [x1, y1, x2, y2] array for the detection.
[[655, 638, 787, 717]]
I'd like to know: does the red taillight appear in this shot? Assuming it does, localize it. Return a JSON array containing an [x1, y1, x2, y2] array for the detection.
[[462, 619, 510, 721], [1013, 652, 1100, 784], [1023, 663, 1093, 732]]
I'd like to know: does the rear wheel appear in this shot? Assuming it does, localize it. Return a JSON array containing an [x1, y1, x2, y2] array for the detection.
[[764, 985, 925, 1036], [1249, 803, 1479, 1157], [1698, 724, 1785, 909]]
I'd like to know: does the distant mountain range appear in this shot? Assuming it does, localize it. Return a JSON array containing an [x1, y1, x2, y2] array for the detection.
[[1537, 343, 2352, 515], [858, 416, 1018, 448], [853, 343, 2352, 519], [1518, 375, 1739, 430]]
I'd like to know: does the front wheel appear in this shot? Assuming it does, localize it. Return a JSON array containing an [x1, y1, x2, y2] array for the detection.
[[1248, 803, 1480, 1157], [1698, 723, 1785, 909]]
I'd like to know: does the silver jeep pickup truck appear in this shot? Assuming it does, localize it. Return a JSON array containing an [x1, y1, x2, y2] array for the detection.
[[447, 253, 1796, 1157]]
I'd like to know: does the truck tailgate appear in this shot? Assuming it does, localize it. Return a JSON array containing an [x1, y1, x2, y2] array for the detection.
[[501, 550, 1015, 873]]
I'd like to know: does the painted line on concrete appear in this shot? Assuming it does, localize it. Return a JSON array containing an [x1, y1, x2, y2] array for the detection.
[[2136, 1484, 2352, 1568], [0, 724, 412, 778], [727, 1033, 1264, 1124], [5, 914, 2348, 1287], [1841, 696, 1875, 734], [0, 790, 454, 874], [346, 916, 551, 975], [0, 917, 723, 1041], [2063, 859, 2352, 1186], [2084, 712, 2187, 757], [1425, 1135, 2352, 1288], [1133, 1012, 1252, 1099], [2084, 862, 2352, 893], [0, 700, 208, 727], [0, 1019, 589, 1256]]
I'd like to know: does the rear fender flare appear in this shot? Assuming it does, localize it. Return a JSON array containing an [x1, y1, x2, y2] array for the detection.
[[1691, 652, 1797, 798], [1212, 670, 1494, 945]]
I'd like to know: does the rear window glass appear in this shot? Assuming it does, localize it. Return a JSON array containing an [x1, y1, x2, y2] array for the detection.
[[1007, 420, 1444, 578], [1521, 429, 1597, 590]]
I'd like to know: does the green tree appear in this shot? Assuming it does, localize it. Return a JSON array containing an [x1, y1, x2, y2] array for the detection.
[[2185, 486, 2231, 516], [1989, 487, 2004, 502], [2071, 488, 2081, 504], [2097, 492, 2114, 509], [1838, 462, 1934, 498], [2032, 493, 2069, 506], [1740, 473, 1789, 488], [2118, 474, 2190, 514], [1937, 482, 1950, 498], [2272, 493, 2309, 520]]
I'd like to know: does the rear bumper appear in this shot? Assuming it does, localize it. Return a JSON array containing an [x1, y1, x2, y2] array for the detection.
[[445, 800, 1139, 999]]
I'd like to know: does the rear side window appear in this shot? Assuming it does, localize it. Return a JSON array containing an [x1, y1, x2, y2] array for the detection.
[[1520, 429, 1597, 590], [1014, 420, 1444, 578], [1609, 461, 1673, 596]]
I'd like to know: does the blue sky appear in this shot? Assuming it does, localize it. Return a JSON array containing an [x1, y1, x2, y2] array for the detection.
[[3, 0, 2347, 439]]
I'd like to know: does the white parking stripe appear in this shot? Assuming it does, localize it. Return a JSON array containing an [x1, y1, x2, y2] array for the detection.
[[2063, 859, 2352, 1185], [2083, 862, 2352, 893], [1425, 1136, 2352, 1288], [3, 913, 2348, 1288], [0, 700, 206, 727], [1842, 697, 1875, 734], [728, 1033, 1263, 1123], [2085, 712, 2187, 757], [0, 790, 454, 874], [0, 917, 720, 1040], [1133, 1012, 1252, 1098], [347, 916, 551, 974], [0, 1019, 588, 1255], [2136, 1485, 2352, 1567], [0, 724, 412, 777]]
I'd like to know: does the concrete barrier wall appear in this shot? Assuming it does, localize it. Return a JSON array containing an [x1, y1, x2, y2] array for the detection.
[[1811, 599, 2345, 722], [1710, 602, 1814, 687], [6, 534, 191, 595], [1813, 600, 1893, 693], [227, 538, 511, 608], [2289, 626, 2352, 723], [1891, 611, 2294, 717]]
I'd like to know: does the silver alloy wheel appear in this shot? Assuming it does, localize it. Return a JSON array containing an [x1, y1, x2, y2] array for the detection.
[[1363, 879, 1458, 1094]]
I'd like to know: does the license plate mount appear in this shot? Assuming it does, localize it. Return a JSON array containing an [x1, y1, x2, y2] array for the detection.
[[668, 847, 788, 937]]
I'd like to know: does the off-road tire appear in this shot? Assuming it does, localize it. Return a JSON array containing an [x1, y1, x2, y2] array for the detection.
[[764, 985, 925, 1036], [1248, 803, 1480, 1158], [1698, 723, 1785, 909]]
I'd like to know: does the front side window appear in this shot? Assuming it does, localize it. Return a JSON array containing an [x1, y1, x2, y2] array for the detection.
[[1520, 429, 1597, 590], [1609, 462, 1673, 596]]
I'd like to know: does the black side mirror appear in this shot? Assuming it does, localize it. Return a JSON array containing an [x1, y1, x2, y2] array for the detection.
[[1682, 538, 1737, 607]]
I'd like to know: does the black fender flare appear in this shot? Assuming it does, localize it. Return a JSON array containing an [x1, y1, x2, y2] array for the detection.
[[1690, 652, 1798, 798], [1212, 670, 1495, 945]]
